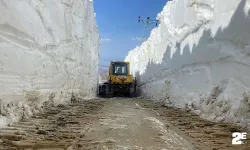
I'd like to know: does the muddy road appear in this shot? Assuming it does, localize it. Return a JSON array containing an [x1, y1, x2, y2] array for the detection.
[[0, 98, 249, 150]]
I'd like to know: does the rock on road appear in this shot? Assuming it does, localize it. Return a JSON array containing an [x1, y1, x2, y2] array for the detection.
[[0, 98, 249, 150]]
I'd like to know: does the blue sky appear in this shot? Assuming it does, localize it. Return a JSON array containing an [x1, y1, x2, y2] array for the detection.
[[93, 0, 167, 71]]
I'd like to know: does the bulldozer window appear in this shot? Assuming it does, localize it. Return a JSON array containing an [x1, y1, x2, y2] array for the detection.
[[113, 63, 128, 75]]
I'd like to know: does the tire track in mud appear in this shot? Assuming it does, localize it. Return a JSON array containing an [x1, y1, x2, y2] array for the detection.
[[0, 98, 199, 150], [0, 99, 105, 150], [0, 98, 249, 150], [138, 99, 250, 150], [83, 98, 196, 150]]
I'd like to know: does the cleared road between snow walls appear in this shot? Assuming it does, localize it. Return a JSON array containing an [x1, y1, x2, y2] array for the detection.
[[2, 98, 250, 150], [0, 0, 100, 127], [125, 0, 250, 129]]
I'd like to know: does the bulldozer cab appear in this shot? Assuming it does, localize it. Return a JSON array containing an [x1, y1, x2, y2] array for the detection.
[[110, 62, 129, 76]]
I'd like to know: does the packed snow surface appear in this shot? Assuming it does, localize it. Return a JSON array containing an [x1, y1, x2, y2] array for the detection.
[[0, 0, 100, 127], [125, 0, 250, 129]]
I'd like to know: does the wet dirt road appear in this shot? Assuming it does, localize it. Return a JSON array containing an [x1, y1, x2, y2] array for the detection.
[[0, 98, 249, 150]]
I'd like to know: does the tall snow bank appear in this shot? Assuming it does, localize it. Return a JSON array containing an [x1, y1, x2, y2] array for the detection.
[[0, 0, 100, 127], [125, 0, 250, 129]]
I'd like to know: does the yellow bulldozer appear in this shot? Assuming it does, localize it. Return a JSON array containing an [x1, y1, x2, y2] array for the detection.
[[98, 61, 137, 97]]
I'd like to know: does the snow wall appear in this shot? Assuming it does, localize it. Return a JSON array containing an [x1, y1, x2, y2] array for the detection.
[[125, 0, 250, 129], [0, 0, 100, 127]]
